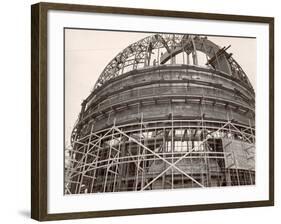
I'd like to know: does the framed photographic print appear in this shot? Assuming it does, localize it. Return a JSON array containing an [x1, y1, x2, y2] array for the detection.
[[31, 2, 274, 221]]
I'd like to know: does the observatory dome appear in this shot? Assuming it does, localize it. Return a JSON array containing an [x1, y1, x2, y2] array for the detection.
[[66, 34, 255, 194]]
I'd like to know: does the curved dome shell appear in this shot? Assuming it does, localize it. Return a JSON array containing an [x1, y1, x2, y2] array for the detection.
[[93, 34, 254, 92]]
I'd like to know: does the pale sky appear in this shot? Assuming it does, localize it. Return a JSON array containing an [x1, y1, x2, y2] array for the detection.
[[65, 29, 256, 146]]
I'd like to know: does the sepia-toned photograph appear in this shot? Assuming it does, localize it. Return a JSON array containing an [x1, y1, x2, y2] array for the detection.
[[64, 29, 256, 195], [30, 3, 274, 220]]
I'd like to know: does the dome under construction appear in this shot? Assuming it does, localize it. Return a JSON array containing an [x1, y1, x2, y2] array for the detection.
[[65, 34, 255, 194]]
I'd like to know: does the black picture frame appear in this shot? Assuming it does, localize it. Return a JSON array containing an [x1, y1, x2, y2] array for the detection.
[[31, 2, 274, 221]]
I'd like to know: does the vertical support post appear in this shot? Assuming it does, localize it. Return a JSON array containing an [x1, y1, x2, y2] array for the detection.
[[162, 128, 166, 189], [135, 113, 144, 190], [171, 112, 174, 189], [133, 54, 137, 70], [182, 49, 185, 65], [77, 124, 94, 193], [202, 40, 209, 63], [141, 113, 145, 190], [90, 133, 102, 193], [171, 35, 176, 65], [201, 112, 210, 187], [186, 52, 190, 65], [145, 42, 152, 67], [157, 47, 160, 65], [213, 48, 221, 71], [67, 131, 78, 193], [103, 119, 116, 192], [191, 37, 198, 65], [113, 135, 121, 192], [192, 51, 198, 65]]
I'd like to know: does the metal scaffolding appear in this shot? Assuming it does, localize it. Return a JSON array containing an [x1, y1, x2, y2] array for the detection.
[[65, 118, 255, 194]]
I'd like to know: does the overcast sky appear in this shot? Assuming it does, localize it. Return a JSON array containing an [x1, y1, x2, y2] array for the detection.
[[65, 29, 256, 146]]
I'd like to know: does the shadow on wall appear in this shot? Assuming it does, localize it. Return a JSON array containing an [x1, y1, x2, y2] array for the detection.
[[18, 210, 30, 218]]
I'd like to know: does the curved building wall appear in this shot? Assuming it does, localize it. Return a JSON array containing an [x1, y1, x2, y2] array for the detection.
[[65, 34, 255, 194]]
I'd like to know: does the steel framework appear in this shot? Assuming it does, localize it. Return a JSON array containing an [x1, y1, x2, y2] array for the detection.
[[65, 34, 255, 194]]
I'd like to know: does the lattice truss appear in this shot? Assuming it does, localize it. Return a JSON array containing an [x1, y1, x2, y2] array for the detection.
[[93, 34, 253, 91], [65, 118, 255, 194]]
